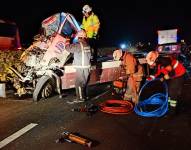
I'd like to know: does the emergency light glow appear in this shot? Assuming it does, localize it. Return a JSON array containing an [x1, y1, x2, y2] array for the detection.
[[120, 43, 126, 49]]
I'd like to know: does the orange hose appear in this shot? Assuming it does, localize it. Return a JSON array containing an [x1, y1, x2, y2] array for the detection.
[[99, 100, 134, 115]]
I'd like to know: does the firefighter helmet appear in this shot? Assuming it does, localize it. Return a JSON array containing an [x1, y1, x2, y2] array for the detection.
[[82, 4, 92, 14], [113, 49, 122, 61], [76, 30, 87, 39], [146, 51, 159, 66]]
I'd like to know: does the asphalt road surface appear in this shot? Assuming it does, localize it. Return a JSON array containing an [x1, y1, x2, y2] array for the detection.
[[0, 81, 191, 150]]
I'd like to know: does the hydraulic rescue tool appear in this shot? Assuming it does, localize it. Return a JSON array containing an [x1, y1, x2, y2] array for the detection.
[[56, 131, 92, 148]]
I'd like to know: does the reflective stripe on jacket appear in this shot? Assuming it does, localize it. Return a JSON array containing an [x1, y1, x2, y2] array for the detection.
[[155, 58, 186, 78], [171, 60, 186, 78], [65, 41, 91, 69]]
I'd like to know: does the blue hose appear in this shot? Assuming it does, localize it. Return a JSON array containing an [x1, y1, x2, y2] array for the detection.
[[134, 79, 168, 117]]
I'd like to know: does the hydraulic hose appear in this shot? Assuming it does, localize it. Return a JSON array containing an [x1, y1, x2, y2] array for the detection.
[[99, 99, 134, 115], [134, 79, 168, 117]]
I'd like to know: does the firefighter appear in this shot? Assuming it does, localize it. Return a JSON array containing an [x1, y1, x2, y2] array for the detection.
[[81, 4, 100, 63], [146, 51, 186, 115], [65, 30, 91, 104], [113, 49, 144, 104]]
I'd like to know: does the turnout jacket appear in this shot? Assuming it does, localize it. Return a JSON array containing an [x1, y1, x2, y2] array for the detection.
[[154, 56, 186, 79], [65, 40, 91, 69], [122, 52, 137, 75]]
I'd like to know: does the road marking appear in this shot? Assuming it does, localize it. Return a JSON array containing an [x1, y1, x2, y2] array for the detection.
[[0, 123, 38, 149]]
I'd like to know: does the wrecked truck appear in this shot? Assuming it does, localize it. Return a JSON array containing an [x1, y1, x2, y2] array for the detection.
[[7, 12, 124, 101]]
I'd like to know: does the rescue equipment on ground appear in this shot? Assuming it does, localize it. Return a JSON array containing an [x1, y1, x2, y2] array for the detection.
[[112, 79, 127, 97], [56, 131, 92, 148], [99, 99, 134, 115], [112, 65, 127, 97], [113, 79, 126, 88], [134, 79, 168, 117], [71, 103, 99, 116]]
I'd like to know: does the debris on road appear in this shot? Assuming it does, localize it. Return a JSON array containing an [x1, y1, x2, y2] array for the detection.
[[71, 103, 99, 116]]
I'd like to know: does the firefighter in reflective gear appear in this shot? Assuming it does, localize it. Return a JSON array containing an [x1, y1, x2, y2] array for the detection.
[[65, 30, 91, 104], [81, 4, 100, 62], [146, 51, 186, 114], [113, 49, 144, 104], [122, 51, 144, 104]]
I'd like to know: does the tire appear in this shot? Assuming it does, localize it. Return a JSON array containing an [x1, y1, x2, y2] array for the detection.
[[33, 75, 55, 102]]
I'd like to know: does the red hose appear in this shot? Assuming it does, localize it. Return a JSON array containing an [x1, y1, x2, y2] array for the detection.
[[99, 100, 134, 115]]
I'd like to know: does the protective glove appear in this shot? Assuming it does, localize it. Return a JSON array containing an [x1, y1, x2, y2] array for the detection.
[[159, 74, 169, 82], [164, 74, 170, 80], [160, 77, 164, 82], [93, 32, 97, 38], [146, 75, 155, 81]]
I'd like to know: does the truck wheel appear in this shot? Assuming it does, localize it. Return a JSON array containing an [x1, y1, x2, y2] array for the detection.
[[33, 76, 55, 102]]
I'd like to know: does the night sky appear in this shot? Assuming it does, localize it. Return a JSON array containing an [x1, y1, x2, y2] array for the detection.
[[0, 0, 190, 47]]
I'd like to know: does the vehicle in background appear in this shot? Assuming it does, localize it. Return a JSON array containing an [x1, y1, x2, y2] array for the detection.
[[156, 43, 181, 55], [156, 29, 180, 54], [156, 29, 191, 78], [0, 19, 21, 50], [0, 20, 23, 83]]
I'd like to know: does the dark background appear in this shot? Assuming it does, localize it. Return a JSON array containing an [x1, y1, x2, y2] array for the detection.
[[0, 0, 190, 47]]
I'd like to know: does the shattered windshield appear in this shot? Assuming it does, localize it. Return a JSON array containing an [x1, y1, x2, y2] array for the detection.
[[61, 20, 76, 37], [41, 12, 80, 43], [42, 13, 66, 37]]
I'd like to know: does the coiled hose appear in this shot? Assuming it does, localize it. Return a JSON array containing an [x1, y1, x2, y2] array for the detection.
[[134, 79, 168, 117], [99, 99, 134, 115]]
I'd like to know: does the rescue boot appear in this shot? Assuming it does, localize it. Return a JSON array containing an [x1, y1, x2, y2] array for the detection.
[[132, 94, 139, 105], [168, 99, 178, 116], [66, 98, 84, 104], [123, 91, 132, 101], [175, 100, 182, 114], [66, 87, 85, 104], [124, 95, 132, 101], [78, 86, 87, 102], [168, 106, 177, 116]]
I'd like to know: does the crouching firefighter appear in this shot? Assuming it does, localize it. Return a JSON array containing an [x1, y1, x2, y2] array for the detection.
[[122, 51, 144, 104], [146, 51, 186, 115], [113, 49, 144, 104], [65, 30, 91, 104]]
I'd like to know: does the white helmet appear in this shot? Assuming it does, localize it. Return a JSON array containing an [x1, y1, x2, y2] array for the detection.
[[146, 51, 159, 66], [113, 49, 122, 61], [82, 4, 92, 14], [76, 30, 87, 39]]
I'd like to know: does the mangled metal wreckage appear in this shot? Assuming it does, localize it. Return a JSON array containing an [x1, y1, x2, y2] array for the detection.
[[7, 12, 123, 101]]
